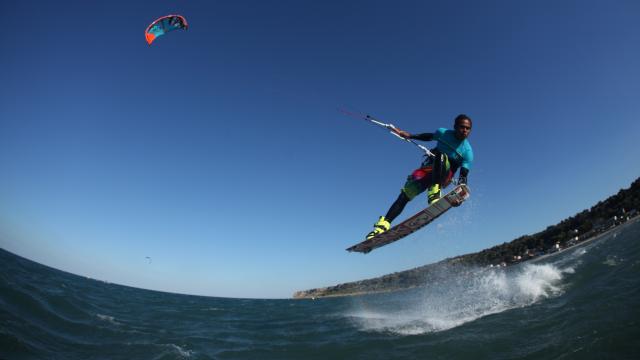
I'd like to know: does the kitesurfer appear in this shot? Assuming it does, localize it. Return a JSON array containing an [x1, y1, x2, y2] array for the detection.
[[366, 114, 474, 240]]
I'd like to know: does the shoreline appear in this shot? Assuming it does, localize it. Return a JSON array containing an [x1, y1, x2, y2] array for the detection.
[[293, 215, 640, 299], [529, 215, 639, 265]]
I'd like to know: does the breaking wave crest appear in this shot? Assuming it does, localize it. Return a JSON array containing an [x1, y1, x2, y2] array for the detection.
[[348, 262, 573, 335]]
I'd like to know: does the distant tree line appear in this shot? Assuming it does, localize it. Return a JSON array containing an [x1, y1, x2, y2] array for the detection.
[[455, 177, 640, 266]]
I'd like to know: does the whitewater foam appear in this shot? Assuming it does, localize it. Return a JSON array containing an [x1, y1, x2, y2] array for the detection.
[[349, 262, 571, 335], [514, 264, 565, 301]]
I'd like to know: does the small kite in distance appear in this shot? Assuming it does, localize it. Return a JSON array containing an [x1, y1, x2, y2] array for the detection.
[[145, 15, 188, 45], [145, 256, 152, 264]]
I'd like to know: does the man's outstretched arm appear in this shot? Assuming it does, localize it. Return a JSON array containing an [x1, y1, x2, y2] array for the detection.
[[391, 128, 434, 141], [408, 133, 434, 141]]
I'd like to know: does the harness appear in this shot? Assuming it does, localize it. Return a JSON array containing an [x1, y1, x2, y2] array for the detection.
[[423, 149, 451, 185]]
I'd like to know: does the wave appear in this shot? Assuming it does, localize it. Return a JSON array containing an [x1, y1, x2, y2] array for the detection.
[[347, 261, 575, 335]]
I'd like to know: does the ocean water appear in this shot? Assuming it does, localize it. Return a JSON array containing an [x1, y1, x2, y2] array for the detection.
[[1, 221, 639, 360]]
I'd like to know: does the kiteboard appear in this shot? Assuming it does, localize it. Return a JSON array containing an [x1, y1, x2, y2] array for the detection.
[[347, 184, 470, 254]]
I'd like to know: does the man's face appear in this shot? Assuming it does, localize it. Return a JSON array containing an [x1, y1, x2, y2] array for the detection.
[[454, 119, 472, 140]]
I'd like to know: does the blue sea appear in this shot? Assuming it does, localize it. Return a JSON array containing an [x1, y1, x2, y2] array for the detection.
[[2, 220, 639, 360]]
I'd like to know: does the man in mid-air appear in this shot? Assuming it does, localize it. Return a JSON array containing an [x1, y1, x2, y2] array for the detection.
[[366, 114, 474, 240]]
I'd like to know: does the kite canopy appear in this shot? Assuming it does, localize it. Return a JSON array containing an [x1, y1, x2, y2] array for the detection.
[[145, 15, 188, 45]]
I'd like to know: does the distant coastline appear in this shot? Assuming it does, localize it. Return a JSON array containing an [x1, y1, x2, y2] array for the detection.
[[529, 215, 638, 264], [293, 178, 640, 299]]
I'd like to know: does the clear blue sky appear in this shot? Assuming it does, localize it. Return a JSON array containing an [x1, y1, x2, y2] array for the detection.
[[1, 0, 639, 298]]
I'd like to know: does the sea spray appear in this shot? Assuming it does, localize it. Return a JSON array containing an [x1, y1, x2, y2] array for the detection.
[[347, 262, 571, 335]]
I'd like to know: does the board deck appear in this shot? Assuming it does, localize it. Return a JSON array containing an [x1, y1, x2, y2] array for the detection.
[[347, 184, 470, 253]]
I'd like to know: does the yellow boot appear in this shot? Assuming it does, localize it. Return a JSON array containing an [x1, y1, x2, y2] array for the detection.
[[427, 184, 441, 204], [366, 216, 391, 240]]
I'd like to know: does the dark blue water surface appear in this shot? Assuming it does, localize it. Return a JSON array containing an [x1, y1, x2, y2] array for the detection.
[[2, 220, 639, 359]]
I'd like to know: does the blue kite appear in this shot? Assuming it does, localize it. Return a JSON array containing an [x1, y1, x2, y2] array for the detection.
[[145, 15, 188, 45]]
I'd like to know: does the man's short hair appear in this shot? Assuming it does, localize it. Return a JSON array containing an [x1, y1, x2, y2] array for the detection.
[[454, 114, 472, 127]]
